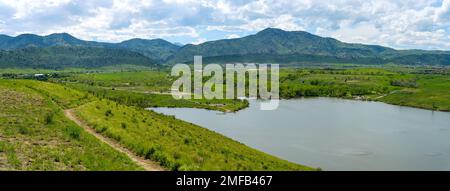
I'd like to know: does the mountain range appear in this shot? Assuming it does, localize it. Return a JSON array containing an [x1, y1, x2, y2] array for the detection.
[[0, 28, 449, 69]]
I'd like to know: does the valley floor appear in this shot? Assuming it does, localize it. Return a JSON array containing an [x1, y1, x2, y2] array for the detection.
[[0, 65, 448, 171]]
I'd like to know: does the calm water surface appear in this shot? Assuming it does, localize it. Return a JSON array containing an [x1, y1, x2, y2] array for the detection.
[[149, 98, 450, 170]]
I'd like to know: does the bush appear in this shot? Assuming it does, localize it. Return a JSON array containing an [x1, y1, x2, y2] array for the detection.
[[65, 126, 81, 140], [45, 113, 54, 124], [390, 79, 418, 88], [18, 126, 29, 135], [96, 126, 108, 133], [105, 109, 113, 117]]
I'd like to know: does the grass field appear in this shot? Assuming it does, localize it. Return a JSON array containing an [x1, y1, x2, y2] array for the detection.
[[0, 80, 141, 170], [279, 67, 450, 111], [0, 79, 310, 171], [62, 82, 248, 112], [61, 70, 173, 92], [55, 67, 450, 111], [0, 65, 157, 75]]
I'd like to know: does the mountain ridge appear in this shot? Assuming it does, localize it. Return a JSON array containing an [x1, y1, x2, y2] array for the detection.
[[1, 28, 450, 66], [170, 28, 449, 65], [0, 33, 180, 62], [0, 46, 156, 69]]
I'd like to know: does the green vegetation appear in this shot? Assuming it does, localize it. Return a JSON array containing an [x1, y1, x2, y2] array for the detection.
[[50, 67, 450, 112], [0, 33, 179, 63], [74, 100, 311, 171], [0, 65, 157, 75], [0, 80, 141, 170], [65, 83, 248, 112], [55, 71, 249, 112], [0, 64, 447, 171], [61, 71, 173, 92], [171, 28, 450, 65], [279, 67, 450, 111], [2, 28, 450, 68], [379, 75, 450, 111], [0, 46, 155, 69], [2, 27, 449, 171], [0, 78, 308, 171]]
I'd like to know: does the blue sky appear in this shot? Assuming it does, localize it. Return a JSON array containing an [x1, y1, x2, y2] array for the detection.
[[0, 0, 449, 50]]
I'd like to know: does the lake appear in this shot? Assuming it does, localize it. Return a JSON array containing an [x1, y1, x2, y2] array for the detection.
[[149, 98, 450, 171]]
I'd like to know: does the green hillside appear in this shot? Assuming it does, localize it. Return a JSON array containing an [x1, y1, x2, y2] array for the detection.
[[0, 33, 179, 62], [1, 28, 450, 68], [0, 46, 156, 69], [0, 79, 312, 171], [171, 28, 450, 65], [0, 80, 142, 170]]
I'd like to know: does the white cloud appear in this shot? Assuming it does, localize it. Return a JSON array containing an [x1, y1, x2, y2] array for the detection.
[[226, 34, 240, 39], [191, 38, 207, 45]]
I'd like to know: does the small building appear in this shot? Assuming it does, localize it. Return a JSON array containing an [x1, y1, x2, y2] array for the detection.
[[34, 74, 47, 80]]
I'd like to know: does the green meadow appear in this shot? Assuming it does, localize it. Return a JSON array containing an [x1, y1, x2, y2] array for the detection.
[[0, 79, 310, 171], [0, 65, 448, 171], [55, 66, 450, 111], [279, 67, 450, 111], [0, 80, 141, 170]]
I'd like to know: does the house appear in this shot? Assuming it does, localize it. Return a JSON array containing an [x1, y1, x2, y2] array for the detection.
[[34, 74, 47, 80]]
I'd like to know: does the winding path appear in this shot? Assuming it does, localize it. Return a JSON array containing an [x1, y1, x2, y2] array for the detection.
[[64, 109, 164, 171]]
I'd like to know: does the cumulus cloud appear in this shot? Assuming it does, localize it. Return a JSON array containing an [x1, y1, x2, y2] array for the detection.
[[226, 34, 240, 39], [0, 0, 448, 50]]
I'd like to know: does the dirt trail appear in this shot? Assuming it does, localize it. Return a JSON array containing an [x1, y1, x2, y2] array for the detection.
[[64, 109, 165, 171]]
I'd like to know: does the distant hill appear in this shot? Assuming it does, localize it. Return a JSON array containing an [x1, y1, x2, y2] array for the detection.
[[0, 33, 101, 49], [0, 34, 12, 42], [0, 33, 179, 62], [0, 46, 155, 69], [1, 28, 449, 67], [170, 28, 450, 65], [116, 38, 180, 61]]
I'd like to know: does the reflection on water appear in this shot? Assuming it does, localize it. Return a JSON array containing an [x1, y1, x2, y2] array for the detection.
[[149, 98, 450, 171]]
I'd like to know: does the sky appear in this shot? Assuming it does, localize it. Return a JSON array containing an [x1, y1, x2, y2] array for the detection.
[[0, 0, 449, 50]]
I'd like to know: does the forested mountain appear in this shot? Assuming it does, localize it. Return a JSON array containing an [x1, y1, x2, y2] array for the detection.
[[116, 38, 180, 61], [170, 28, 450, 65], [1, 28, 449, 68], [0, 33, 102, 49], [0, 33, 179, 62], [0, 46, 155, 69]]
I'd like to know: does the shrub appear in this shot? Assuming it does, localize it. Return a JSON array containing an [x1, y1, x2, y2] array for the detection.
[[65, 126, 81, 140], [45, 113, 54, 124], [390, 79, 418, 88], [105, 109, 113, 117], [18, 126, 29, 135], [96, 126, 108, 133]]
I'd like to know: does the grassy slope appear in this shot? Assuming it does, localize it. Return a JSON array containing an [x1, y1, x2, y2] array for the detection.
[[0, 80, 141, 170], [74, 100, 312, 171], [0, 79, 311, 171]]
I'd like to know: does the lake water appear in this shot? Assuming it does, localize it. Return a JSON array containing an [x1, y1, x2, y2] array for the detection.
[[149, 98, 450, 171]]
